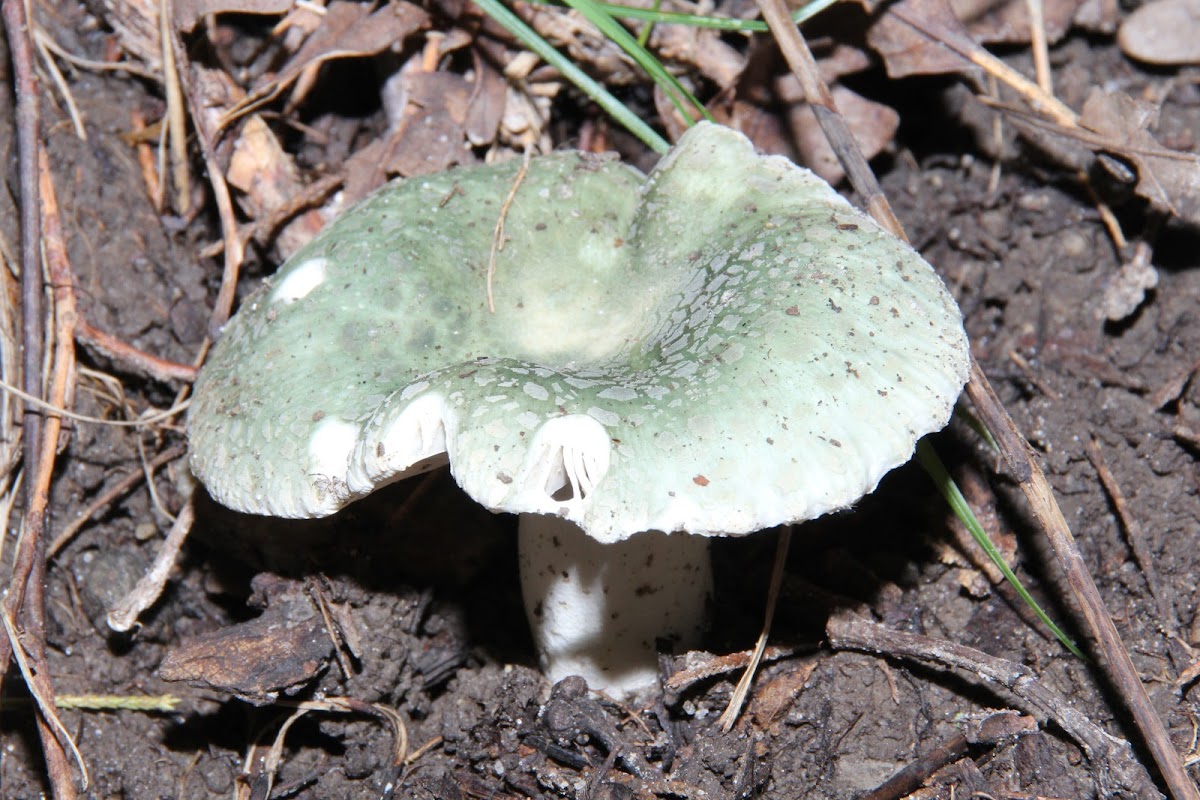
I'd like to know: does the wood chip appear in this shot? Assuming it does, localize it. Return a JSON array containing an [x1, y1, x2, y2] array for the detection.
[[159, 574, 333, 704]]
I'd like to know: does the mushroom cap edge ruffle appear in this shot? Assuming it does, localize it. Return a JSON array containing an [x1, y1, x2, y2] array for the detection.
[[187, 122, 970, 544]]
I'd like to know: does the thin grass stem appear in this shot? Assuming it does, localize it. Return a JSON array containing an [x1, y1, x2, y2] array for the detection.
[[917, 440, 1085, 659], [565, 0, 710, 123], [473, 0, 671, 152], [533, 0, 841, 31]]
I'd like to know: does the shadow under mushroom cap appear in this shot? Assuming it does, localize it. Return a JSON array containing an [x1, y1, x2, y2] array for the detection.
[[188, 122, 969, 543]]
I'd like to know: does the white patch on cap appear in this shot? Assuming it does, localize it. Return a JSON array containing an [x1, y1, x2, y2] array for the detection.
[[597, 385, 637, 402], [524, 382, 550, 401], [271, 258, 327, 304], [587, 407, 620, 427]]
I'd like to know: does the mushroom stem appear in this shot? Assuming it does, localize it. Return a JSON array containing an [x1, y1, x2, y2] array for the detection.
[[518, 513, 713, 696]]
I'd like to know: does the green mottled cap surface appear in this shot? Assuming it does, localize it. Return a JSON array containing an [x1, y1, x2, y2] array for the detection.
[[188, 122, 969, 543]]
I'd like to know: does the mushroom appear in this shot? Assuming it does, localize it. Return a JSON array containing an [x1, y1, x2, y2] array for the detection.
[[188, 122, 969, 696]]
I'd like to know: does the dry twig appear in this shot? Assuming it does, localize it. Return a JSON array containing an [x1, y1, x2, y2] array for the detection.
[[158, 0, 191, 212], [165, 24, 244, 332], [827, 612, 1161, 797], [107, 497, 195, 633], [966, 359, 1198, 800], [487, 147, 533, 313], [75, 321, 197, 383], [0, 10, 81, 780], [1084, 437, 1179, 657], [858, 711, 1037, 800], [890, 3, 1077, 126], [757, 0, 905, 239], [717, 527, 791, 732], [245, 696, 410, 799], [47, 444, 185, 557], [1, 609, 88, 788], [0, 142, 87, 796], [1023, 0, 1052, 94], [665, 645, 797, 692]]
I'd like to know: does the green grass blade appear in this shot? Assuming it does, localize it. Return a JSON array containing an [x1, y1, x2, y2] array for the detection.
[[475, 0, 841, 150], [916, 440, 1085, 659], [472, 0, 671, 153], [635, 0, 661, 46], [533, 0, 842, 31], [957, 402, 1001, 455], [564, 0, 712, 123]]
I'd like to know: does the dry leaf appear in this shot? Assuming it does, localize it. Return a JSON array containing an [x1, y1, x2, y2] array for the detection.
[[340, 68, 479, 203], [517, 2, 639, 85], [812, 42, 875, 83], [464, 53, 509, 147], [93, 0, 309, 64], [226, 115, 326, 259], [788, 86, 901, 183], [866, 0, 980, 77], [174, 0, 293, 33], [87, 0, 161, 65], [341, 139, 392, 205], [749, 660, 818, 734], [187, 58, 249, 147], [229, 0, 429, 122], [1078, 88, 1200, 225], [999, 87, 1200, 225], [951, 0, 1085, 44], [653, 84, 698, 143], [283, 1, 429, 75], [650, 23, 747, 88], [159, 575, 332, 704], [717, 99, 798, 160], [1073, 0, 1120, 34], [500, 83, 554, 150], [388, 70, 475, 172]]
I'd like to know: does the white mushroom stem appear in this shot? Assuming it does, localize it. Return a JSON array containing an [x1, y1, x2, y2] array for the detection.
[[518, 514, 713, 696]]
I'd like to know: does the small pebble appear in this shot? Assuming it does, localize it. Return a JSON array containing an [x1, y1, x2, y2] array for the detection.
[[1060, 230, 1089, 259], [1119, 0, 1200, 65]]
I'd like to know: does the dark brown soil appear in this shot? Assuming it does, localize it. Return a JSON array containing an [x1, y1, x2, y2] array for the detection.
[[2, 4, 1199, 799]]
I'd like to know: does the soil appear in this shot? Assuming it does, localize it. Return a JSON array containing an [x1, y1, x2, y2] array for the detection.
[[2, 3, 1199, 799]]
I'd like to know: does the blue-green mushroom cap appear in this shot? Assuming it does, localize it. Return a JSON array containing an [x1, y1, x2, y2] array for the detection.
[[188, 122, 969, 543]]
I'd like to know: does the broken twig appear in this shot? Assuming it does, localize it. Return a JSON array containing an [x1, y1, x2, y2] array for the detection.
[[827, 612, 1161, 798]]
